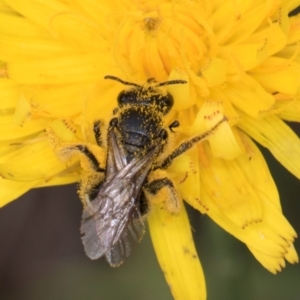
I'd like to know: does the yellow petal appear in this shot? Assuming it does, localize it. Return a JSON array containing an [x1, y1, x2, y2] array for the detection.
[[283, 1, 300, 14], [238, 113, 300, 179], [5, 0, 70, 30], [199, 187, 287, 257], [250, 57, 300, 95], [143, 38, 168, 80], [248, 240, 298, 274], [207, 123, 244, 160], [0, 79, 19, 110], [0, 11, 48, 38], [13, 95, 34, 126], [211, 1, 268, 44], [169, 145, 202, 210], [0, 112, 47, 140], [167, 69, 192, 110], [221, 74, 275, 118], [201, 57, 227, 86], [0, 139, 69, 182], [82, 80, 124, 123], [0, 34, 78, 61], [71, 0, 110, 29], [7, 53, 114, 85], [209, 86, 241, 122], [191, 133, 298, 271], [22, 84, 88, 119], [248, 8, 289, 57], [287, 13, 300, 44], [249, 247, 286, 274], [249, 236, 298, 274], [49, 10, 107, 51], [246, 194, 298, 273], [278, 97, 300, 122], [0, 1, 18, 14], [47, 119, 78, 143], [284, 243, 299, 264], [200, 142, 263, 227], [148, 205, 206, 300], [231, 42, 266, 71], [191, 100, 244, 160], [238, 131, 282, 209], [36, 171, 79, 188]]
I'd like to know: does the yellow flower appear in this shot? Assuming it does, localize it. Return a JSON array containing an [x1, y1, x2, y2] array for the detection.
[[0, 0, 300, 299]]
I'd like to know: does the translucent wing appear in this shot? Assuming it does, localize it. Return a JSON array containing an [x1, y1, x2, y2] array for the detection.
[[81, 129, 158, 265], [105, 207, 145, 266]]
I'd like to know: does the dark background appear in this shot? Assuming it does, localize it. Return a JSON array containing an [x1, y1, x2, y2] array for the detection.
[[0, 123, 300, 300]]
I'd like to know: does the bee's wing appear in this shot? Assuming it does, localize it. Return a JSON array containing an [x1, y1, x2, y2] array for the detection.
[[105, 129, 127, 177], [81, 179, 140, 262], [81, 141, 157, 263], [105, 206, 144, 266]]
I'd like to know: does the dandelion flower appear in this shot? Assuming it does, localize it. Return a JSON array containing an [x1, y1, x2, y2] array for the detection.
[[0, 0, 299, 299]]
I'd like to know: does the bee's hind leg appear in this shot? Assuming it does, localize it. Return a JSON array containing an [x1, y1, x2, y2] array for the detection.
[[144, 174, 181, 214], [145, 178, 174, 194]]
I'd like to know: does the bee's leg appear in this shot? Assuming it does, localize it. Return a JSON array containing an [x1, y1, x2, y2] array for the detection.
[[158, 116, 227, 169], [144, 175, 181, 214], [93, 120, 102, 146], [145, 178, 174, 193], [83, 179, 103, 203], [73, 145, 105, 173], [169, 120, 179, 132], [72, 144, 105, 203]]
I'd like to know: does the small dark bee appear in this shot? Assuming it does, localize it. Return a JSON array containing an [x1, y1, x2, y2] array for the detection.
[[76, 75, 227, 266]]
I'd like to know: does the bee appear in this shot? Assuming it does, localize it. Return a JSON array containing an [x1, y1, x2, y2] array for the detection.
[[77, 75, 227, 266]]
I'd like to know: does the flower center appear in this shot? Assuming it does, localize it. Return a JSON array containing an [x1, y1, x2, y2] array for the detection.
[[107, 2, 216, 81], [143, 15, 160, 32]]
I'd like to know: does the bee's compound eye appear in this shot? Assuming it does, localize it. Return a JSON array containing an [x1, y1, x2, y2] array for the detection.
[[117, 89, 139, 107], [155, 93, 174, 115]]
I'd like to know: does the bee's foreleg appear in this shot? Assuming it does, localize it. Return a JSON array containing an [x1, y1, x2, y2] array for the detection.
[[158, 116, 227, 169]]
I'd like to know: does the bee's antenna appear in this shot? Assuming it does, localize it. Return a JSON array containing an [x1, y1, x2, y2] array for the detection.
[[104, 75, 141, 88], [154, 79, 187, 88]]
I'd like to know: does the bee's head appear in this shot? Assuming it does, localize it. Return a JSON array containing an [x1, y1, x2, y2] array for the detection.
[[104, 75, 187, 115]]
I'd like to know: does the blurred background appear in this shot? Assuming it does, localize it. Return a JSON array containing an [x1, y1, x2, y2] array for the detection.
[[0, 122, 300, 300]]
